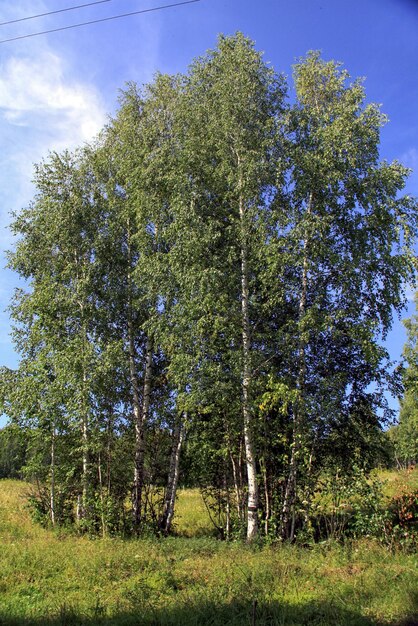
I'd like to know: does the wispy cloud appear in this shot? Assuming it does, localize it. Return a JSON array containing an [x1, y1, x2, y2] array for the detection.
[[0, 47, 106, 249], [399, 147, 418, 196], [400, 147, 418, 170], [0, 6, 108, 374], [0, 49, 106, 164]]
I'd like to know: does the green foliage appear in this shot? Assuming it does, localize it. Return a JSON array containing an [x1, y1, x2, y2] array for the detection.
[[25, 485, 75, 528], [391, 295, 418, 467], [0, 423, 27, 479], [384, 485, 418, 552], [311, 468, 382, 542], [309, 467, 418, 553]]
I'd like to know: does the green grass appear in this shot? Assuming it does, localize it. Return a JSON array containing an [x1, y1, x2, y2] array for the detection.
[[0, 479, 417, 625], [174, 488, 214, 537]]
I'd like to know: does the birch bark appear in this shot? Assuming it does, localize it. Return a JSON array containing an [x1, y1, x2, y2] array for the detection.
[[159, 416, 185, 533], [239, 181, 259, 541], [281, 193, 311, 541]]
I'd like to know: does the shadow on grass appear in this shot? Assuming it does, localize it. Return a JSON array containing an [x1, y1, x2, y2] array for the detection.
[[1, 598, 417, 626]]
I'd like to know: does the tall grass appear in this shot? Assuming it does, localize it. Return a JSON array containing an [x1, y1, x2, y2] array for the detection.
[[0, 477, 417, 625]]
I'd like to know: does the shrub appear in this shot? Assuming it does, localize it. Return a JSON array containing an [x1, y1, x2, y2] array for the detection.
[[385, 488, 418, 552]]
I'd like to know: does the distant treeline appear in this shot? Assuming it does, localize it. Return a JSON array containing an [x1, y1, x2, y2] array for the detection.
[[0, 34, 416, 541]]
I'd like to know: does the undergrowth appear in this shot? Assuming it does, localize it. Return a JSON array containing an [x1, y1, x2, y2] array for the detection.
[[0, 475, 417, 625]]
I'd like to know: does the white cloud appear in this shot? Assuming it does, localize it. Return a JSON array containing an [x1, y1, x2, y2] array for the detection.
[[0, 46, 107, 252], [0, 0, 106, 183], [0, 50, 106, 151], [400, 147, 418, 171]]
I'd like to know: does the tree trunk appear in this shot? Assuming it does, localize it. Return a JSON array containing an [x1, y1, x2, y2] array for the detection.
[[238, 180, 258, 541], [106, 410, 113, 493], [281, 446, 297, 540], [81, 410, 90, 520], [98, 451, 106, 538], [159, 416, 185, 534], [230, 449, 243, 522], [126, 220, 154, 533], [260, 457, 270, 536], [128, 285, 141, 527], [225, 473, 231, 540], [281, 193, 312, 541], [80, 362, 90, 522], [132, 333, 153, 531], [50, 422, 55, 526], [75, 253, 91, 523]]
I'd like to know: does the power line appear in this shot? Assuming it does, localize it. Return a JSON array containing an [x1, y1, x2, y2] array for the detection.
[[0, 0, 200, 44], [0, 1, 115, 28]]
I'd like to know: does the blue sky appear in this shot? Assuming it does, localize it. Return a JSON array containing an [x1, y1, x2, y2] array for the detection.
[[1, 0, 417, 425]]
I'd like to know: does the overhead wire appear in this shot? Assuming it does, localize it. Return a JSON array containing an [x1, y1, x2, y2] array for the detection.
[[0, 0, 200, 44], [0, 1, 115, 27]]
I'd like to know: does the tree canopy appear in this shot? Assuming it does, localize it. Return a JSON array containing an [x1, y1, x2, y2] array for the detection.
[[1, 34, 416, 541]]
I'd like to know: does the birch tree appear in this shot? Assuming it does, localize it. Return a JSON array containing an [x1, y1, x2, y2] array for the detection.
[[6, 150, 105, 525], [274, 52, 417, 538], [175, 33, 286, 540], [106, 75, 184, 531]]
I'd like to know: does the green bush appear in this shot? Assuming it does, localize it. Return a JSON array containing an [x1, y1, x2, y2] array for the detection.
[[385, 488, 418, 552]]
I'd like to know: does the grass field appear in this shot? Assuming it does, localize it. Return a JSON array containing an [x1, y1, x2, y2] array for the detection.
[[0, 473, 417, 626]]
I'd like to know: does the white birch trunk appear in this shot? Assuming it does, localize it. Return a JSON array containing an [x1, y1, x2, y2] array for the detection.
[[127, 267, 141, 527], [132, 333, 153, 530], [74, 252, 90, 522], [230, 450, 244, 521], [50, 423, 55, 526], [160, 417, 185, 534], [98, 452, 106, 538], [281, 193, 311, 541], [79, 335, 92, 523], [238, 181, 259, 541], [81, 404, 89, 519], [260, 457, 270, 536], [126, 222, 154, 531], [225, 475, 231, 540]]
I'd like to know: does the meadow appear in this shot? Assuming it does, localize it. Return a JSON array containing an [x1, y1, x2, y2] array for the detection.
[[0, 473, 417, 626]]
